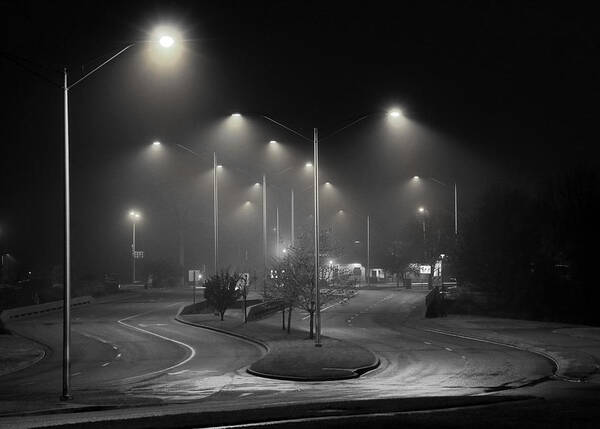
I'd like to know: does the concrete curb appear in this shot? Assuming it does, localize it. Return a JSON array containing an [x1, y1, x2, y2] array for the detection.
[[175, 307, 380, 382], [0, 332, 47, 377], [247, 357, 381, 382], [174, 312, 269, 353], [418, 325, 584, 382]]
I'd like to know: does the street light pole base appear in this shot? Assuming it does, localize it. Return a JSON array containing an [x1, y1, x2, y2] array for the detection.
[[60, 394, 73, 401], [315, 343, 322, 348]]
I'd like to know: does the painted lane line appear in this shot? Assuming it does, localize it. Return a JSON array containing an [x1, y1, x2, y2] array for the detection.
[[424, 341, 432, 345], [116, 353, 122, 359], [301, 298, 349, 320], [445, 347, 453, 352], [118, 305, 196, 381], [72, 372, 82, 376], [168, 369, 190, 376], [77, 331, 110, 344], [102, 362, 110, 367], [112, 345, 118, 350], [421, 327, 568, 381]]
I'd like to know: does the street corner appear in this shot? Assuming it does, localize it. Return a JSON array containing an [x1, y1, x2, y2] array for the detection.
[[0, 334, 46, 377]]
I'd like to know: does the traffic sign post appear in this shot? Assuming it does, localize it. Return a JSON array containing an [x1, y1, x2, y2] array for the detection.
[[237, 273, 250, 323]]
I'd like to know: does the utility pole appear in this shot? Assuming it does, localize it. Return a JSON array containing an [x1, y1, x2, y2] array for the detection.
[[132, 221, 136, 282], [454, 183, 458, 236], [262, 174, 267, 295], [276, 206, 280, 257], [213, 152, 218, 274], [61, 68, 72, 401], [314, 128, 321, 347], [291, 188, 295, 247], [366, 215, 370, 287]]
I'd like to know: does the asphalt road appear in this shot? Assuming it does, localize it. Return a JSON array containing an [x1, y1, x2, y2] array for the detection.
[[0, 289, 263, 411], [0, 287, 559, 427]]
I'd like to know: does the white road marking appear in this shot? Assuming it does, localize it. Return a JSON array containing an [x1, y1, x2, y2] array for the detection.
[[102, 362, 110, 367], [445, 347, 453, 352], [301, 300, 345, 320], [239, 392, 253, 397], [424, 341, 432, 345], [116, 353, 122, 359], [72, 372, 82, 376], [78, 332, 110, 344], [118, 304, 196, 381], [167, 369, 190, 376]]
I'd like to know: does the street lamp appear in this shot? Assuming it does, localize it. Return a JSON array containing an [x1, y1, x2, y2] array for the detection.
[[412, 176, 458, 236], [128, 211, 141, 283], [61, 27, 176, 401]]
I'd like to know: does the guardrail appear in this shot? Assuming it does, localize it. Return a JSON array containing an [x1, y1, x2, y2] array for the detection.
[[246, 299, 286, 321], [0, 296, 94, 322]]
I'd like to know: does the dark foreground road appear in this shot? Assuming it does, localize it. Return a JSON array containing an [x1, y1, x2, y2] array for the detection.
[[1, 287, 597, 428]]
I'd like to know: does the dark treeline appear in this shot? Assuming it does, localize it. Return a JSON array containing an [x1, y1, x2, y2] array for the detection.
[[455, 168, 599, 324]]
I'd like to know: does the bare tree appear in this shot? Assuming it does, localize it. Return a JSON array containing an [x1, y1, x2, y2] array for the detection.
[[268, 230, 353, 337]]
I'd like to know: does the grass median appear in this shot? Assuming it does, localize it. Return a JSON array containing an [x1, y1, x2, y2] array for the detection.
[[177, 303, 379, 381]]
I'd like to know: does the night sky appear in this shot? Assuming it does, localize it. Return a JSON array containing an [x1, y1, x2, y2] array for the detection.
[[1, 1, 598, 280]]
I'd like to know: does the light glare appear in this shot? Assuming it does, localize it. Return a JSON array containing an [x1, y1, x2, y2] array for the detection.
[[159, 35, 175, 48]]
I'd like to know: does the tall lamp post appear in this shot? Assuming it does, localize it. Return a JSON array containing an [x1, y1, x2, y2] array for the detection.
[[60, 29, 175, 401], [129, 211, 141, 283], [257, 109, 403, 347], [214, 153, 219, 274], [413, 176, 458, 236]]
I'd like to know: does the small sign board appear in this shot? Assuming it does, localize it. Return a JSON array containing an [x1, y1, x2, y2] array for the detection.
[[188, 270, 203, 282], [132, 250, 144, 259], [419, 265, 431, 275], [236, 273, 250, 290]]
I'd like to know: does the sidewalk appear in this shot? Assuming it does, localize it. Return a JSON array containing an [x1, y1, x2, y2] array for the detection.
[[177, 303, 379, 381], [418, 315, 600, 382], [0, 333, 45, 377]]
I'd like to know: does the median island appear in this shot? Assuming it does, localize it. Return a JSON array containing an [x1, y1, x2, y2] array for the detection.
[[177, 300, 379, 381]]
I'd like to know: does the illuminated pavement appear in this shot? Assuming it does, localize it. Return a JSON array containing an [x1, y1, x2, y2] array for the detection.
[[0, 288, 559, 426]]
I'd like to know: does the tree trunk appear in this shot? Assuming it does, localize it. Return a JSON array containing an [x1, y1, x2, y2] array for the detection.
[[282, 307, 286, 330], [287, 305, 292, 334], [309, 306, 314, 339], [220, 310, 225, 321]]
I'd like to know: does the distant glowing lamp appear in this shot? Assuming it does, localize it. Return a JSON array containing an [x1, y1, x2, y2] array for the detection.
[[159, 35, 175, 48], [269, 140, 277, 144], [388, 109, 403, 118], [231, 113, 242, 117], [152, 141, 161, 146], [305, 162, 313, 168]]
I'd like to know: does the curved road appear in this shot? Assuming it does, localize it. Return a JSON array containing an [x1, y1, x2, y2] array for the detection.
[[0, 287, 555, 416]]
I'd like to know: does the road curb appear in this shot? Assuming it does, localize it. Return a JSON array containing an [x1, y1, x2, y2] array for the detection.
[[174, 312, 269, 353], [246, 357, 381, 382], [175, 308, 380, 382], [418, 325, 584, 383], [0, 332, 47, 377]]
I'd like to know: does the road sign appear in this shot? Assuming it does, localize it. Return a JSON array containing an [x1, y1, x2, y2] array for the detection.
[[188, 270, 203, 282], [236, 273, 249, 290], [132, 250, 144, 259], [419, 265, 431, 274]]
